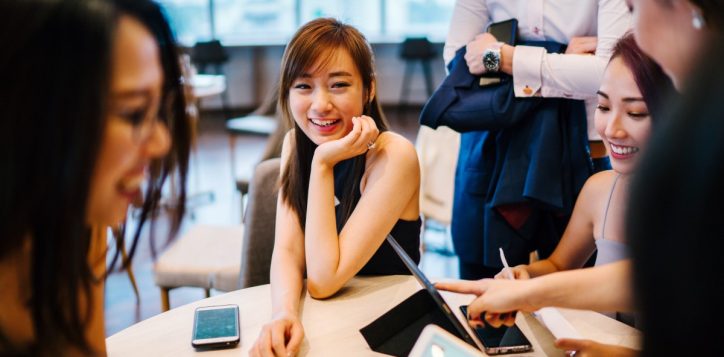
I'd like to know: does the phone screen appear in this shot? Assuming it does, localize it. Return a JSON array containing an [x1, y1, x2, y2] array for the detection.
[[192, 305, 240, 347], [460, 306, 532, 354]]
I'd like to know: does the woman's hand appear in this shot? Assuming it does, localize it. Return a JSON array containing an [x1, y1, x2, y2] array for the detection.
[[313, 115, 379, 167], [436, 279, 535, 328], [494, 265, 531, 280], [565, 36, 598, 55], [465, 33, 499, 75], [555, 338, 639, 357], [250, 311, 304, 357]]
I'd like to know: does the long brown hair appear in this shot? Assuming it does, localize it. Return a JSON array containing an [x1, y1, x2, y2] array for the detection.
[[279, 18, 388, 230]]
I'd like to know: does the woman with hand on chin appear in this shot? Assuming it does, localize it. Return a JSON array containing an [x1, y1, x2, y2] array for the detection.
[[251, 18, 421, 357], [437, 34, 674, 356]]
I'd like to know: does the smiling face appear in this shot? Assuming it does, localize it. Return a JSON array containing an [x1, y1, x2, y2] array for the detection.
[[595, 56, 653, 175], [288, 48, 369, 145], [85, 15, 171, 226]]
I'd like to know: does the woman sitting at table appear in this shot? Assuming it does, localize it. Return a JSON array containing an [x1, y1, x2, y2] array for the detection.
[[437, 33, 674, 355], [0, 0, 191, 355], [251, 18, 421, 357], [494, 34, 674, 323]]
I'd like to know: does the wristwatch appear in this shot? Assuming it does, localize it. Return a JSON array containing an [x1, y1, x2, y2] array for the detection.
[[482, 42, 503, 73]]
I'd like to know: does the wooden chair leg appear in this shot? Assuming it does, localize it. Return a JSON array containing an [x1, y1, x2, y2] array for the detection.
[[120, 244, 140, 305], [204, 288, 211, 298], [161, 287, 171, 312]]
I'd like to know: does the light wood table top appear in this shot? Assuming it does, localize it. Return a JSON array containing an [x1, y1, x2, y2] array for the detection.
[[106, 275, 640, 356]]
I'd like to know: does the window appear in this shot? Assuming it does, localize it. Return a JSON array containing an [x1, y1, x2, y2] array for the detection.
[[214, 0, 296, 44], [158, 0, 212, 44], [300, 0, 381, 38], [384, 0, 455, 42], [156, 0, 455, 46]]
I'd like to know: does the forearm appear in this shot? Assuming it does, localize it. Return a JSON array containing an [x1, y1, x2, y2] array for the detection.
[[500, 44, 514, 75], [526, 261, 633, 312], [524, 259, 560, 278], [270, 249, 304, 316], [304, 158, 344, 296]]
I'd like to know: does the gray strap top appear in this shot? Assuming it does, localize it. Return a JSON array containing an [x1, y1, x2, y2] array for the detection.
[[594, 174, 629, 266], [594, 174, 636, 327]]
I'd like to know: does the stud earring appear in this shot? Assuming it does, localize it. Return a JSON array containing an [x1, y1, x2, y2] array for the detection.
[[692, 8, 705, 30]]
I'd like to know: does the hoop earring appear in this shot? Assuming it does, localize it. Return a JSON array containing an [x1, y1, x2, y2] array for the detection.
[[692, 8, 705, 30]]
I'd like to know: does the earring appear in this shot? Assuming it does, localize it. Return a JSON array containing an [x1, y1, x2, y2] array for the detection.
[[692, 8, 705, 30]]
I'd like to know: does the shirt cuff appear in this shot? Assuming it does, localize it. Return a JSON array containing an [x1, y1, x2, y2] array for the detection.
[[512, 45, 546, 97]]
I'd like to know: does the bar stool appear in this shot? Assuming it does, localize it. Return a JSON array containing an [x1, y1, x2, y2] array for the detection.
[[399, 37, 437, 109], [191, 40, 231, 119]]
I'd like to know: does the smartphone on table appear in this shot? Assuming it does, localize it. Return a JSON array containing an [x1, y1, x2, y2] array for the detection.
[[460, 305, 532, 355], [191, 304, 240, 349]]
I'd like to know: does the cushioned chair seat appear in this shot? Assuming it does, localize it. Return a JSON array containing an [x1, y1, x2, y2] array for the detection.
[[153, 224, 244, 310]]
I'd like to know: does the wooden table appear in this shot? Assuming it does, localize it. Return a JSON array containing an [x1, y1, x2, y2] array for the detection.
[[106, 275, 640, 356]]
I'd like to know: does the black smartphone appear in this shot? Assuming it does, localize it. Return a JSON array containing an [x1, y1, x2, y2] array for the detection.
[[460, 305, 532, 355], [487, 18, 518, 45], [191, 304, 240, 349]]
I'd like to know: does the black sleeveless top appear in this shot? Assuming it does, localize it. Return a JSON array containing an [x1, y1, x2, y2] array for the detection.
[[333, 157, 421, 275]]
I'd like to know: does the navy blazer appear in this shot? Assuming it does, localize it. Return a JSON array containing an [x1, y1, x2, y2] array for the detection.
[[420, 43, 593, 267]]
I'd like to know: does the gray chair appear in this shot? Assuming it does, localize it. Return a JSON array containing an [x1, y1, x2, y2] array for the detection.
[[238, 158, 280, 288]]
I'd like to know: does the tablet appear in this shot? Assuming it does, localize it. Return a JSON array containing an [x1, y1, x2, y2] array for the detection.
[[386, 235, 482, 349], [386, 235, 533, 355]]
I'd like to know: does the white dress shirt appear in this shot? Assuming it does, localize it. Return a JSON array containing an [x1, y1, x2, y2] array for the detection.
[[444, 0, 631, 140]]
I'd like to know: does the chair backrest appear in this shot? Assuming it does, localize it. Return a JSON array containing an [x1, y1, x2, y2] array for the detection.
[[399, 37, 437, 60], [239, 158, 280, 288], [191, 40, 229, 74]]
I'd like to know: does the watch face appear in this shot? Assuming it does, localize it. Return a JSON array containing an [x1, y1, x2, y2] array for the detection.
[[483, 51, 499, 72]]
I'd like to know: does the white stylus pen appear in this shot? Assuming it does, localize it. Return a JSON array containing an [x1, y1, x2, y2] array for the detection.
[[499, 247, 514, 280]]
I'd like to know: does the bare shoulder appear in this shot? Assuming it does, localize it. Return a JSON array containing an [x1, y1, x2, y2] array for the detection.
[[578, 170, 619, 205], [371, 131, 418, 163], [365, 131, 420, 179]]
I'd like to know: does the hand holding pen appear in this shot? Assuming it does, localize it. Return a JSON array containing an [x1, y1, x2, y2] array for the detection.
[[494, 247, 531, 280]]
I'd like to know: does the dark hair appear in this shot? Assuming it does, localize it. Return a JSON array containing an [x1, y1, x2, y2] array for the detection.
[[108, 0, 191, 268], [626, 35, 724, 356], [279, 18, 389, 230], [609, 32, 675, 123], [0, 0, 190, 354]]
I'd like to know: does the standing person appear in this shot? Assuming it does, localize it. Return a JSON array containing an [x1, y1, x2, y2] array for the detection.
[[444, 0, 632, 280], [0, 0, 192, 355], [624, 0, 724, 355], [250, 18, 421, 357]]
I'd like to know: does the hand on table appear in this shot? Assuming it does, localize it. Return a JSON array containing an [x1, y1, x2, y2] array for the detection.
[[313, 115, 379, 167], [436, 278, 535, 328], [555, 338, 639, 357], [250, 311, 304, 357]]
